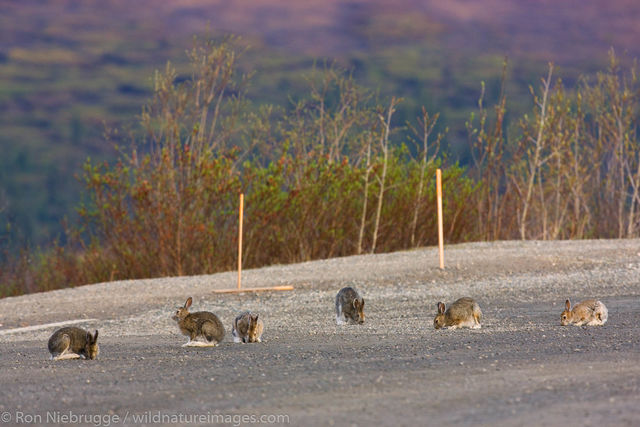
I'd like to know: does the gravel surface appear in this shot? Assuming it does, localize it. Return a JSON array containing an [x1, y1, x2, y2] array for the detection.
[[0, 239, 639, 426]]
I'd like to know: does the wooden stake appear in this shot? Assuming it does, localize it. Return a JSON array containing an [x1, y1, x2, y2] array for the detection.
[[436, 168, 445, 269], [238, 193, 244, 290], [213, 285, 294, 294], [213, 193, 294, 294]]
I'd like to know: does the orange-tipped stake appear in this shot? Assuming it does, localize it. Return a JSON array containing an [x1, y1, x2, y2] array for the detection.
[[238, 193, 244, 290], [213, 193, 294, 294], [436, 168, 444, 269]]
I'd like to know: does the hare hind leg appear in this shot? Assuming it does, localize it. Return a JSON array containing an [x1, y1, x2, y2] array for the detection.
[[471, 304, 483, 329], [335, 302, 346, 325], [184, 339, 217, 347], [453, 317, 478, 329], [587, 312, 605, 326], [594, 302, 608, 325], [472, 312, 482, 329], [54, 352, 82, 360], [50, 334, 77, 360], [231, 327, 243, 343]]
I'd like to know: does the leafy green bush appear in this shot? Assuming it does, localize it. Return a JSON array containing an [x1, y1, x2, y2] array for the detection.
[[4, 44, 640, 297]]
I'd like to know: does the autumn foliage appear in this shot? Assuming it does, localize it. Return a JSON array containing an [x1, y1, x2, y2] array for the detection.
[[2, 41, 640, 296]]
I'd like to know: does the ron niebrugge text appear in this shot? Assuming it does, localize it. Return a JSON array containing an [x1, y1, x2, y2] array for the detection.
[[2, 410, 290, 425]]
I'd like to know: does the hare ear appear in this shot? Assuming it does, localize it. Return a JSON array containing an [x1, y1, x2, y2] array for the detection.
[[93, 330, 99, 342], [437, 302, 446, 314], [352, 299, 359, 309], [565, 299, 571, 311], [254, 314, 259, 322], [86, 331, 92, 343], [185, 297, 193, 309], [360, 299, 364, 308]]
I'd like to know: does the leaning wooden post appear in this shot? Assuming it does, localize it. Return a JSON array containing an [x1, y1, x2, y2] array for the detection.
[[436, 169, 444, 269], [237, 193, 244, 290], [212, 193, 294, 294]]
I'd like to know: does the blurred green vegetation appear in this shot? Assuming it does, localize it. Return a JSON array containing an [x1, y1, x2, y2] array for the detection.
[[3, 41, 639, 297], [0, 0, 635, 253]]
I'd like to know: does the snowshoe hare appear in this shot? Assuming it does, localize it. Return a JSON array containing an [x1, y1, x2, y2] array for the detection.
[[560, 299, 608, 326], [48, 327, 99, 360], [335, 286, 365, 325], [434, 297, 482, 329], [232, 311, 264, 343], [172, 297, 225, 346]]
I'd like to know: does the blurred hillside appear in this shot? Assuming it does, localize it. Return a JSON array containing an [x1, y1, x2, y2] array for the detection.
[[1, 0, 640, 249]]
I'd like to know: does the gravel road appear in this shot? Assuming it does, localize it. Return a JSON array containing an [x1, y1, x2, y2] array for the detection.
[[0, 239, 639, 426]]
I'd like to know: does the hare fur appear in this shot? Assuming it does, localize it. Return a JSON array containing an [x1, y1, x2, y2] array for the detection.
[[172, 297, 225, 347], [561, 299, 608, 326], [434, 297, 482, 330], [48, 327, 99, 360], [335, 286, 365, 325], [232, 311, 264, 343]]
